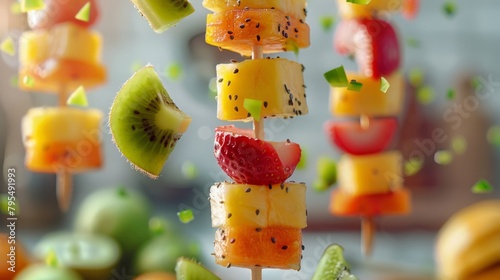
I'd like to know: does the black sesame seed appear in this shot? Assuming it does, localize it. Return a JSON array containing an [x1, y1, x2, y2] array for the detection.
[[233, 69, 239, 74], [131, 125, 136, 130], [256, 23, 260, 28], [282, 245, 288, 250], [218, 78, 223, 82], [256, 209, 260, 215], [150, 135, 156, 142], [245, 188, 251, 193], [228, 213, 232, 218], [133, 110, 140, 115], [256, 228, 262, 232], [230, 35, 234, 40], [256, 35, 261, 41], [302, 245, 305, 250], [245, 18, 251, 22], [286, 187, 289, 193], [239, 24, 245, 28], [229, 95, 232, 100], [280, 183, 285, 190], [230, 59, 237, 63], [230, 238, 236, 243], [234, 95, 238, 100], [263, 101, 268, 107], [268, 185, 273, 189], [227, 80, 231, 86], [294, 27, 299, 32], [226, 263, 232, 268], [234, 106, 239, 112], [271, 237, 276, 243], [227, 30, 233, 34]]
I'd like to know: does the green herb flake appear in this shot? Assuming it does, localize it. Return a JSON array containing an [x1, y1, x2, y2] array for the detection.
[[317, 157, 337, 186], [75, 2, 91, 22], [408, 68, 424, 87], [380, 77, 390, 93], [243, 98, 263, 121], [0, 37, 16, 56], [470, 76, 483, 90], [434, 150, 453, 165], [471, 179, 493, 193], [347, 0, 372, 4], [446, 88, 456, 100], [324, 65, 349, 87], [165, 63, 183, 81], [487, 126, 500, 147], [177, 209, 195, 224], [181, 160, 198, 179], [66, 86, 88, 107], [21, 0, 46, 12], [417, 86, 435, 105], [23, 75, 35, 87], [208, 77, 218, 99], [320, 16, 335, 32], [443, 1, 457, 17], [404, 159, 424, 176], [347, 80, 363, 92], [451, 136, 467, 155]]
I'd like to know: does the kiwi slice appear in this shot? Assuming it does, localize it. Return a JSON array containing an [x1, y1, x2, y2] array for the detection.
[[312, 244, 358, 280], [175, 257, 221, 280], [110, 65, 191, 178], [130, 0, 195, 33]]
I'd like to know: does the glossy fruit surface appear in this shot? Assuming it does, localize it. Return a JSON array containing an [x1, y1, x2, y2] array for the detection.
[[28, 0, 99, 29]]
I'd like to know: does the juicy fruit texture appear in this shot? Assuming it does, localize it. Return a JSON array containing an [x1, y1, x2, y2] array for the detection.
[[216, 58, 308, 121], [214, 226, 302, 270], [336, 0, 403, 19], [337, 151, 403, 195], [214, 125, 301, 185], [334, 19, 400, 78], [33, 232, 120, 280], [22, 107, 102, 173], [74, 187, 151, 256], [14, 264, 84, 280], [330, 187, 410, 216], [324, 118, 398, 155], [206, 8, 310, 56], [130, 0, 195, 33], [210, 182, 307, 228], [175, 258, 221, 280], [109, 66, 191, 178], [312, 244, 358, 280], [27, 0, 99, 29], [436, 200, 500, 280], [330, 71, 404, 117], [0, 234, 30, 280]]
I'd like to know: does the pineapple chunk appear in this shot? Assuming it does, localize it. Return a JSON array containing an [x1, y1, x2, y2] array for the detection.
[[210, 182, 307, 228], [202, 0, 307, 22], [22, 107, 103, 173], [216, 58, 308, 121], [330, 71, 404, 117], [19, 22, 102, 65], [338, 151, 403, 195], [337, 0, 403, 19]]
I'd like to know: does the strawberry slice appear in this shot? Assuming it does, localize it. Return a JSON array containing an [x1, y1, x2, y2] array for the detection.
[[214, 125, 301, 185], [324, 118, 398, 155], [334, 19, 400, 78]]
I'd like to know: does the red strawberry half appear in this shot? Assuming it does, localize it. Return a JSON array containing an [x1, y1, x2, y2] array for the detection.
[[334, 18, 400, 78], [324, 118, 398, 155], [214, 125, 301, 185]]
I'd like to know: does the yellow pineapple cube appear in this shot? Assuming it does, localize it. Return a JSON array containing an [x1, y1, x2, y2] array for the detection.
[[337, 0, 403, 19], [216, 58, 308, 121], [338, 151, 403, 195], [203, 0, 307, 22], [330, 71, 404, 117], [210, 182, 307, 228]]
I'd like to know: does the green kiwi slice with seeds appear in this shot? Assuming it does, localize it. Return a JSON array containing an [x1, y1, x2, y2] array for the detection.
[[110, 65, 191, 178], [312, 244, 358, 280], [130, 0, 195, 33], [175, 257, 221, 280]]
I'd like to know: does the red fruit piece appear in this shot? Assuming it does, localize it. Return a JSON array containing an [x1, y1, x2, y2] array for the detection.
[[324, 118, 398, 155], [28, 0, 99, 30], [334, 19, 400, 78], [214, 125, 301, 185], [402, 0, 419, 20]]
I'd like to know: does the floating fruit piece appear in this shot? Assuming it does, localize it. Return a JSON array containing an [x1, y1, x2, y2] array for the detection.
[[14, 263, 83, 280], [109, 65, 191, 178], [337, 151, 403, 195], [75, 2, 91, 22], [33, 232, 121, 280], [130, 0, 195, 33], [22, 107, 102, 173], [471, 179, 493, 194], [330, 71, 404, 117], [315, 156, 337, 187], [176, 258, 221, 280], [67, 86, 88, 107], [0, 233, 30, 280], [334, 19, 400, 78], [336, 0, 403, 19], [214, 125, 301, 185], [210, 182, 307, 228], [324, 118, 398, 155], [21, 0, 46, 12], [206, 8, 310, 56], [177, 209, 195, 223], [312, 244, 358, 280], [436, 200, 500, 280], [434, 150, 453, 165], [28, 0, 99, 29], [330, 187, 411, 216], [74, 187, 151, 256], [202, 0, 307, 22], [0, 37, 15, 56], [214, 226, 302, 270], [216, 58, 307, 121]]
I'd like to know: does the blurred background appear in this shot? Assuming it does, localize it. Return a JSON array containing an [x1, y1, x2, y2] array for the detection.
[[1, 0, 500, 279]]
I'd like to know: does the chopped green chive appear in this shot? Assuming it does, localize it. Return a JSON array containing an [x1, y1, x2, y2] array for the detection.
[[10, 2, 22, 14], [408, 68, 424, 87], [434, 150, 453, 165], [443, 1, 457, 17], [317, 157, 337, 186], [406, 37, 420, 48], [487, 126, 500, 147], [471, 179, 493, 193], [181, 160, 198, 179], [470, 76, 482, 90], [177, 209, 194, 224], [451, 136, 467, 155], [45, 249, 59, 267], [21, 0, 46, 12], [208, 77, 218, 98], [165, 63, 183, 81], [66, 86, 88, 107], [404, 159, 424, 176], [320, 16, 335, 32], [417, 86, 435, 105], [0, 37, 16, 56], [446, 88, 456, 100], [324, 65, 349, 87], [296, 146, 307, 170], [380, 77, 390, 93], [347, 0, 372, 4], [347, 80, 363, 92], [243, 98, 263, 121], [23, 75, 35, 87], [75, 2, 91, 22]]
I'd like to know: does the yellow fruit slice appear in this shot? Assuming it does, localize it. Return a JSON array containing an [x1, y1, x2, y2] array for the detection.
[[216, 58, 307, 121], [337, 151, 403, 195], [336, 0, 403, 19], [22, 107, 103, 173], [210, 182, 307, 228], [330, 71, 404, 117]]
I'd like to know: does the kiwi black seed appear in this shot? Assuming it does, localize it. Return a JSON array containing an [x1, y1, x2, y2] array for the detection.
[[109, 65, 191, 179], [175, 257, 221, 280]]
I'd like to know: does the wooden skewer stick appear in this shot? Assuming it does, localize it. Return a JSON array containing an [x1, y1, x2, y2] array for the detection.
[[252, 45, 264, 140], [361, 216, 375, 257], [251, 267, 263, 280], [56, 85, 73, 212]]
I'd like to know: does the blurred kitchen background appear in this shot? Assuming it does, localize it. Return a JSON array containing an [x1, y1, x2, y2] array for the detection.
[[1, 0, 500, 279]]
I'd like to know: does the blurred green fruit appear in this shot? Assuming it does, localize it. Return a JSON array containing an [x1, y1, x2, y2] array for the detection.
[[14, 264, 83, 280]]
